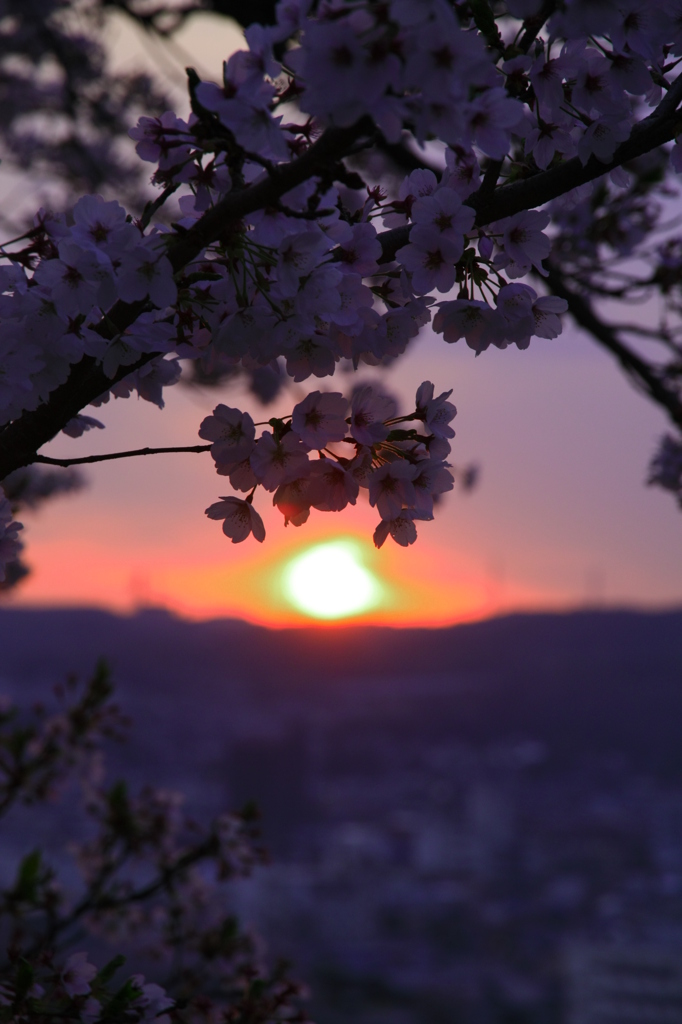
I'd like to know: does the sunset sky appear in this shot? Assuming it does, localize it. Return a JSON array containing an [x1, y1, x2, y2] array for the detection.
[[5, 12, 682, 628]]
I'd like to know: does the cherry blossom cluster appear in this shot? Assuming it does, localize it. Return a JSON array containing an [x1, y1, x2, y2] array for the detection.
[[0, 952, 174, 1024], [0, 197, 181, 427], [3, 0, 682, 572], [128, 0, 682, 199], [202, 380, 456, 547], [267, 0, 678, 168], [389, 169, 570, 348]]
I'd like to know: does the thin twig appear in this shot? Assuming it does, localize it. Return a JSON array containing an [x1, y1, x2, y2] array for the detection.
[[33, 444, 212, 467]]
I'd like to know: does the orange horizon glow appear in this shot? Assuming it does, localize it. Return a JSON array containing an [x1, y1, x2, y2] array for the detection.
[[9, 509, 559, 628]]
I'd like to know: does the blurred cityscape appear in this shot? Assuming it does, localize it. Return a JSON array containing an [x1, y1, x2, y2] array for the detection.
[[2, 606, 682, 1023]]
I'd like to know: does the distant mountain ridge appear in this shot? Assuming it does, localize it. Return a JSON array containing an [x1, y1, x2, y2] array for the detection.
[[2, 603, 681, 679], [1, 605, 682, 774]]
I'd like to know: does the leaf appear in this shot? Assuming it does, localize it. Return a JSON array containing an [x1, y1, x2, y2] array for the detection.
[[239, 800, 260, 822], [94, 954, 126, 987], [87, 659, 113, 707], [107, 781, 136, 838], [13, 960, 34, 1003], [14, 850, 42, 902], [99, 980, 139, 1022]]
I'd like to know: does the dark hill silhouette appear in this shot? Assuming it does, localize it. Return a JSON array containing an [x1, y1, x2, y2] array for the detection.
[[0, 606, 681, 771]]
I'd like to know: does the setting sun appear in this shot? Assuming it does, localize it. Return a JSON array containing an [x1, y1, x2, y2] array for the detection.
[[283, 540, 382, 620]]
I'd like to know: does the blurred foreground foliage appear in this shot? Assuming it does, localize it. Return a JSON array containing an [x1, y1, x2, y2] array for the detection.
[[0, 662, 310, 1023]]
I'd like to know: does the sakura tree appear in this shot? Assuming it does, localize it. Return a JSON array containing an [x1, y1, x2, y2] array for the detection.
[[2, 0, 682, 585]]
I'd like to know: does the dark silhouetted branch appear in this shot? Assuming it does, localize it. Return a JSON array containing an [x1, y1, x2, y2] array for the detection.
[[34, 444, 213, 467], [544, 264, 682, 432]]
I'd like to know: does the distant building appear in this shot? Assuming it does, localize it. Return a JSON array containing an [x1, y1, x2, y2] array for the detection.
[[566, 943, 682, 1024]]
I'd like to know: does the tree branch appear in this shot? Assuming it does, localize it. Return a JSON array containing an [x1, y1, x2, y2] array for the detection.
[[33, 444, 212, 467], [3, 73, 682, 480], [544, 263, 682, 431], [377, 106, 682, 432], [378, 74, 682, 262], [517, 0, 557, 51], [165, 117, 375, 274], [32, 833, 219, 955]]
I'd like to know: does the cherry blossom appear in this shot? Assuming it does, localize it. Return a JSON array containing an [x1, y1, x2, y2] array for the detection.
[[433, 300, 507, 354], [129, 111, 194, 165], [205, 496, 266, 543], [530, 53, 570, 115], [33, 241, 110, 318], [71, 195, 138, 258], [494, 211, 552, 278], [61, 952, 97, 998], [373, 509, 433, 549], [396, 227, 462, 294], [464, 88, 524, 159], [336, 223, 382, 276], [368, 461, 419, 521], [577, 116, 632, 165], [495, 283, 538, 348], [291, 391, 349, 449], [413, 459, 455, 513], [411, 188, 475, 250], [307, 458, 360, 512], [199, 405, 256, 473], [116, 243, 177, 308], [272, 475, 312, 526], [350, 385, 396, 446], [526, 119, 576, 170], [276, 231, 330, 296], [129, 975, 175, 1023], [284, 334, 338, 381], [250, 430, 311, 491], [17, 22, 682, 1024], [444, 146, 481, 198], [415, 382, 457, 439], [532, 295, 570, 338]]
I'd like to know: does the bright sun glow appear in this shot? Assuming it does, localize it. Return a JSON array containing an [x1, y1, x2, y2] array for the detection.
[[283, 540, 382, 620]]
